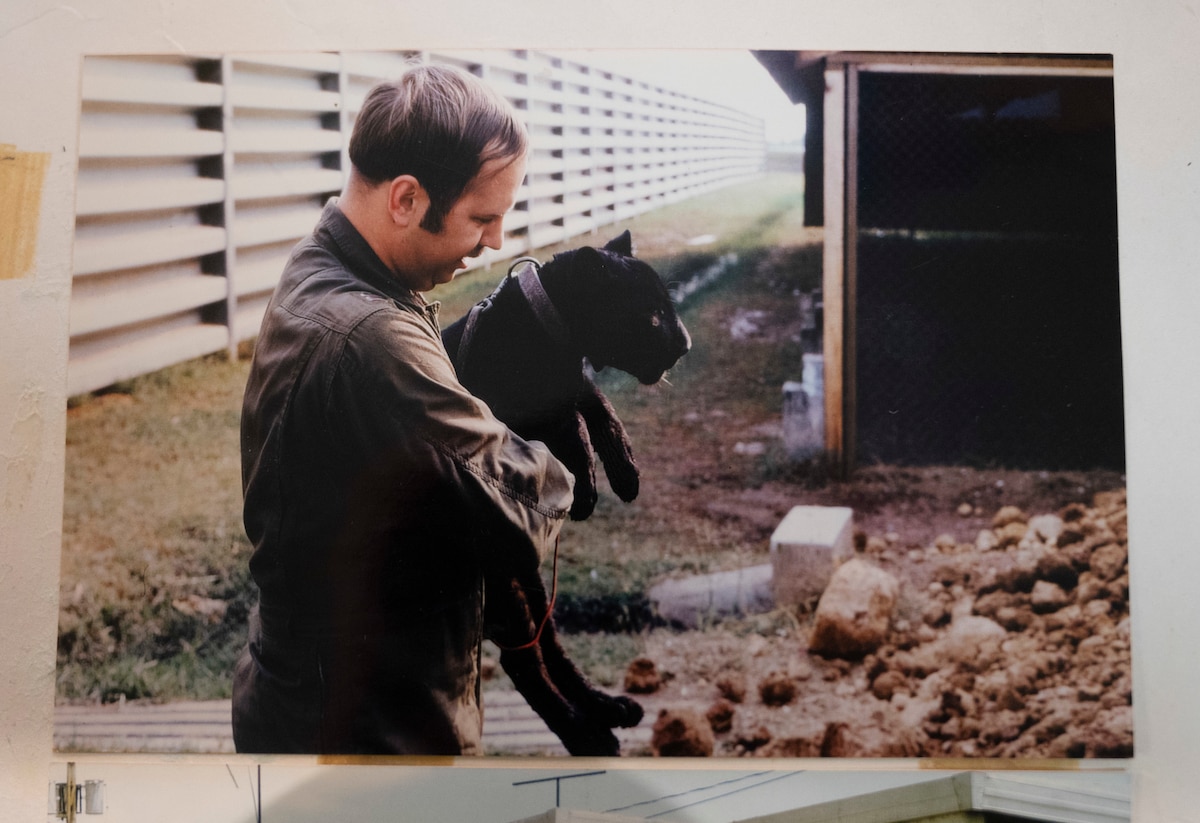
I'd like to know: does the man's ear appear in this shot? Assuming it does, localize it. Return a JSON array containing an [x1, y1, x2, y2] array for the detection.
[[387, 175, 425, 226]]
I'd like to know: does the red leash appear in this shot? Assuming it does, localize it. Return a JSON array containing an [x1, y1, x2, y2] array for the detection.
[[495, 535, 560, 652]]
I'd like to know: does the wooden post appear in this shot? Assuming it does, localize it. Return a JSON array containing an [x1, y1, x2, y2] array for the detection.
[[821, 67, 847, 474], [844, 64, 860, 473], [219, 54, 239, 361], [65, 762, 77, 823]]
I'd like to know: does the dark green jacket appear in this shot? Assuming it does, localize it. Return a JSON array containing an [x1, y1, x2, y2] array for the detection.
[[233, 200, 572, 755]]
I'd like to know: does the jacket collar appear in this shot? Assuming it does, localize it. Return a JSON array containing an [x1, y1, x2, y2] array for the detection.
[[316, 198, 435, 316]]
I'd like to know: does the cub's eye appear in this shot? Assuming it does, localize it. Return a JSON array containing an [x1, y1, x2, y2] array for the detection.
[[650, 314, 662, 328]]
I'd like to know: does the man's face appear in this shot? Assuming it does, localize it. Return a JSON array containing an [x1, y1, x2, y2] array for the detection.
[[404, 155, 526, 292]]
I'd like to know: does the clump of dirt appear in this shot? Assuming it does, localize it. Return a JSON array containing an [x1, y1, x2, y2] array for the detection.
[[650, 707, 715, 757], [621, 488, 1131, 759], [623, 657, 663, 694]]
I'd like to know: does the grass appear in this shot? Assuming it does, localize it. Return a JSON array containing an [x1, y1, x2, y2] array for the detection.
[[57, 170, 810, 703], [59, 355, 256, 702]]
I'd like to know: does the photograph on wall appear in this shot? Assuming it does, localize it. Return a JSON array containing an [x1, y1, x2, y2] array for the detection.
[[55, 48, 1130, 759]]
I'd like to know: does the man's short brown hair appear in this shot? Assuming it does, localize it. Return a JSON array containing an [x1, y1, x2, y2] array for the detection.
[[349, 62, 528, 233]]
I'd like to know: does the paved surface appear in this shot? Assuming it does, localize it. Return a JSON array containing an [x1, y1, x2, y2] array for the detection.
[[54, 690, 654, 756]]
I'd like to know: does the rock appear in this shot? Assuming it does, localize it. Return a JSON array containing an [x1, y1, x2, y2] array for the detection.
[[1108, 508, 1129, 539], [1041, 603, 1081, 633], [1056, 522, 1087, 549], [1094, 489, 1127, 514], [973, 589, 1019, 618], [1107, 574, 1130, 605], [979, 710, 1027, 748], [941, 616, 1007, 665], [716, 673, 747, 703], [1035, 552, 1079, 591], [871, 670, 908, 701], [809, 559, 901, 660], [934, 533, 957, 553], [759, 671, 798, 706], [994, 555, 1039, 594], [624, 657, 662, 694], [1075, 572, 1106, 604], [992, 505, 1028, 529], [732, 719, 773, 752], [1090, 543, 1128, 581], [976, 529, 1001, 552], [996, 521, 1028, 548], [1029, 514, 1065, 544], [1030, 580, 1070, 613], [922, 599, 950, 628], [706, 699, 736, 733], [758, 721, 849, 757], [957, 502, 974, 517], [651, 708, 714, 757], [1059, 502, 1089, 522], [995, 605, 1036, 631]]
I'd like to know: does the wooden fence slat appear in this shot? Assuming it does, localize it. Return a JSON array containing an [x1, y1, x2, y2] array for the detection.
[[228, 86, 342, 113], [232, 207, 327, 249], [230, 168, 343, 203], [229, 128, 343, 155], [67, 324, 230, 397], [70, 275, 227, 337], [232, 52, 343, 74], [233, 253, 295, 297], [76, 177, 226, 217], [79, 128, 224, 159], [82, 75, 223, 108], [73, 225, 228, 278]]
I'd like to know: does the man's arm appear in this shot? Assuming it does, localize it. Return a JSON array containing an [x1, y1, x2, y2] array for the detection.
[[339, 305, 574, 571]]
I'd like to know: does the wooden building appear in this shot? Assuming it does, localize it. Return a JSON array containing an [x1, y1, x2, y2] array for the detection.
[[755, 52, 1122, 474]]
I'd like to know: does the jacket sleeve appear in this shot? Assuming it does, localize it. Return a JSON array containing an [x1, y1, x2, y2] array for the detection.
[[336, 304, 574, 572]]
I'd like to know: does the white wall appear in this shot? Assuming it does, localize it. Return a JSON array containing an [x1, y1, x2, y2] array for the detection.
[[3, 1, 1198, 822]]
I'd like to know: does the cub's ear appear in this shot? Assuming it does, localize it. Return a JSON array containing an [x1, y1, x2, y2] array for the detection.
[[602, 230, 633, 257]]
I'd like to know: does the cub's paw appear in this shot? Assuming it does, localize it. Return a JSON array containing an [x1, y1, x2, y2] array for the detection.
[[559, 721, 621, 757], [581, 692, 644, 729]]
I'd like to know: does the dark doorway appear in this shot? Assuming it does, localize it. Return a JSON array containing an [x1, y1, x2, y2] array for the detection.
[[853, 72, 1124, 470]]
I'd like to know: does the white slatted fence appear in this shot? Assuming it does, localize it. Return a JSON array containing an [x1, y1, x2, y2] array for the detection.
[[70, 50, 765, 396]]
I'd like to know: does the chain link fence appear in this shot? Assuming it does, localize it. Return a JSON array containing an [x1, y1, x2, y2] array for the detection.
[[852, 72, 1123, 470]]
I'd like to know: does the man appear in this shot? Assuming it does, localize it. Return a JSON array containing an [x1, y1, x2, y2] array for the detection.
[[232, 63, 574, 755]]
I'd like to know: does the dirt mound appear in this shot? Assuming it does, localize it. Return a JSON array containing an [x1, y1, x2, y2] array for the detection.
[[623, 488, 1131, 758]]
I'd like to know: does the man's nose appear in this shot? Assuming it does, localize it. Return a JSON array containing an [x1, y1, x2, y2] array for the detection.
[[482, 219, 504, 250]]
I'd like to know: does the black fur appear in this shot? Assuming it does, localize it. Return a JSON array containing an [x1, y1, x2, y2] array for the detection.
[[442, 231, 690, 755]]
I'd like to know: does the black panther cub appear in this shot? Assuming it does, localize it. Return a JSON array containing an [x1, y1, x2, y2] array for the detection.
[[442, 231, 690, 755]]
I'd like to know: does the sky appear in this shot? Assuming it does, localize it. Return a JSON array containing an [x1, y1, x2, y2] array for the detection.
[[550, 48, 807, 145]]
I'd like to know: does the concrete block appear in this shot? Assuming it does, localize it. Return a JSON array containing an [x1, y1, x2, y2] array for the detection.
[[649, 564, 774, 629], [769, 505, 854, 607]]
